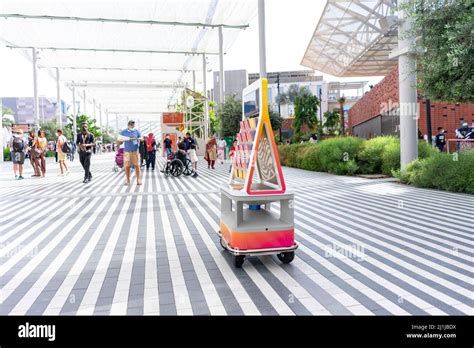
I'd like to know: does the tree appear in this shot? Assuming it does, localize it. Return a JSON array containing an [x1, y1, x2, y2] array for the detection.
[[337, 96, 346, 134], [208, 100, 218, 135], [102, 133, 114, 144], [269, 107, 283, 131], [323, 109, 341, 135], [65, 114, 102, 139], [275, 84, 311, 106], [38, 120, 73, 140], [2, 106, 13, 117], [217, 95, 242, 137], [402, 0, 473, 102], [2, 107, 14, 128], [293, 93, 320, 135]]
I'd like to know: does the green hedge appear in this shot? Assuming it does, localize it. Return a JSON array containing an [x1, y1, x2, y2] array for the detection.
[[397, 150, 474, 194], [278, 136, 364, 175], [318, 137, 364, 175], [3, 148, 11, 161], [358, 136, 398, 174], [277, 136, 472, 194], [279, 136, 440, 176], [381, 140, 438, 176]]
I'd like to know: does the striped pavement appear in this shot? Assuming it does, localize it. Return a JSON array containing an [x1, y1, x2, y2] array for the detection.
[[0, 150, 472, 315]]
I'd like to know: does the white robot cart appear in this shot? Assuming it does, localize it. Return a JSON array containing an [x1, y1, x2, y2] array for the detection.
[[219, 78, 297, 268]]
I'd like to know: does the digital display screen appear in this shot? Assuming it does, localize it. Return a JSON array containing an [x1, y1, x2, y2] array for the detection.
[[243, 88, 259, 118]]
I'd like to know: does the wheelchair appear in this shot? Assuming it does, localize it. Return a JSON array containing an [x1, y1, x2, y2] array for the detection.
[[161, 151, 193, 177]]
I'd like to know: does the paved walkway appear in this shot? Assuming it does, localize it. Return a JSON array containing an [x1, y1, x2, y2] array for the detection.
[[0, 152, 472, 315]]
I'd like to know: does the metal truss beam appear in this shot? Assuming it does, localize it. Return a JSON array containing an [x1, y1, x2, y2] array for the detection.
[[38, 66, 193, 73], [0, 14, 249, 29], [6, 45, 218, 56], [66, 82, 184, 89]]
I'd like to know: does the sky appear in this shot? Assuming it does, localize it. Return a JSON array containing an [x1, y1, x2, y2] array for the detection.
[[0, 0, 384, 103]]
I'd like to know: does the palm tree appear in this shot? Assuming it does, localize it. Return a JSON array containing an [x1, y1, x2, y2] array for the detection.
[[337, 96, 346, 135]]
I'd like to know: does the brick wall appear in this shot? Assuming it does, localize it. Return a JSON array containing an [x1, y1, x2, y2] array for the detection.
[[348, 66, 399, 131], [418, 101, 474, 142], [349, 65, 474, 140]]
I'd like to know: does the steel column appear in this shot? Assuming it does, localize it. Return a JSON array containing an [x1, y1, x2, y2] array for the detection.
[[32, 48, 40, 129], [218, 25, 225, 103], [83, 90, 87, 115], [258, 0, 267, 78], [203, 54, 209, 140], [398, 0, 418, 168], [56, 67, 62, 128], [72, 87, 77, 142]]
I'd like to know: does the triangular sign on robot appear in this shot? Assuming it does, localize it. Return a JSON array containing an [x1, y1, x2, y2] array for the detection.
[[229, 78, 286, 195]]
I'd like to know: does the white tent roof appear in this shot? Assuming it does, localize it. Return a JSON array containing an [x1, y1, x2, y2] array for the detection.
[[301, 0, 398, 77], [0, 0, 257, 116]]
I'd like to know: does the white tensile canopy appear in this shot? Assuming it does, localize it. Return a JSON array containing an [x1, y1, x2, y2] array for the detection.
[[301, 0, 398, 77], [0, 0, 257, 116]]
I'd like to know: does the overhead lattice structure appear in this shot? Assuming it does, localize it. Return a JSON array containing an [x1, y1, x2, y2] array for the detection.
[[301, 0, 398, 77], [0, 0, 257, 117], [182, 88, 207, 138]]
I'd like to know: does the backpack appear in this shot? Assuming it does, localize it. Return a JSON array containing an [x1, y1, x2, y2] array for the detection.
[[12, 137, 24, 152], [61, 140, 72, 153]]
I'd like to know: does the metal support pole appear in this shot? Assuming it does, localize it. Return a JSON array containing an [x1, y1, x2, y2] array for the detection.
[[426, 97, 432, 145], [83, 90, 87, 115], [202, 54, 209, 140], [32, 48, 40, 129], [258, 0, 267, 78], [99, 103, 103, 141], [56, 67, 62, 128], [218, 25, 225, 104], [398, 0, 418, 168], [192, 70, 196, 91], [277, 73, 282, 142], [72, 87, 77, 142], [93, 99, 96, 121], [319, 88, 323, 125], [106, 109, 109, 136]]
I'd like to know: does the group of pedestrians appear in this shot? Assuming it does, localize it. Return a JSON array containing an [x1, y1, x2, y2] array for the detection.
[[163, 131, 199, 178], [10, 128, 54, 180], [9, 120, 239, 185], [204, 136, 232, 169]]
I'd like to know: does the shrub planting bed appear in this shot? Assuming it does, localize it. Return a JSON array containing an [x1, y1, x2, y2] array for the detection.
[[277, 136, 472, 194]]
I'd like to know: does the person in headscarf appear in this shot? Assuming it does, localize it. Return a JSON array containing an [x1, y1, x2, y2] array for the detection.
[[145, 133, 157, 170], [205, 136, 218, 169]]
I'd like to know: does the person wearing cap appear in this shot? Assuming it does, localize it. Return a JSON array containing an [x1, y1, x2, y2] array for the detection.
[[120, 120, 143, 185], [456, 122, 471, 139]]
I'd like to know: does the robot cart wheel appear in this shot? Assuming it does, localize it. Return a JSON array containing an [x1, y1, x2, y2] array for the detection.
[[277, 251, 295, 264], [219, 237, 227, 250], [234, 255, 245, 268]]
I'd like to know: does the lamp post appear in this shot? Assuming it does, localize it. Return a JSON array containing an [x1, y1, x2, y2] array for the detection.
[[277, 72, 282, 143], [319, 87, 323, 126], [426, 97, 432, 145]]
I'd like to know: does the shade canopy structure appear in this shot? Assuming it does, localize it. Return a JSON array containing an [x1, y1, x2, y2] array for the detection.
[[301, 0, 398, 77], [0, 0, 257, 117]]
